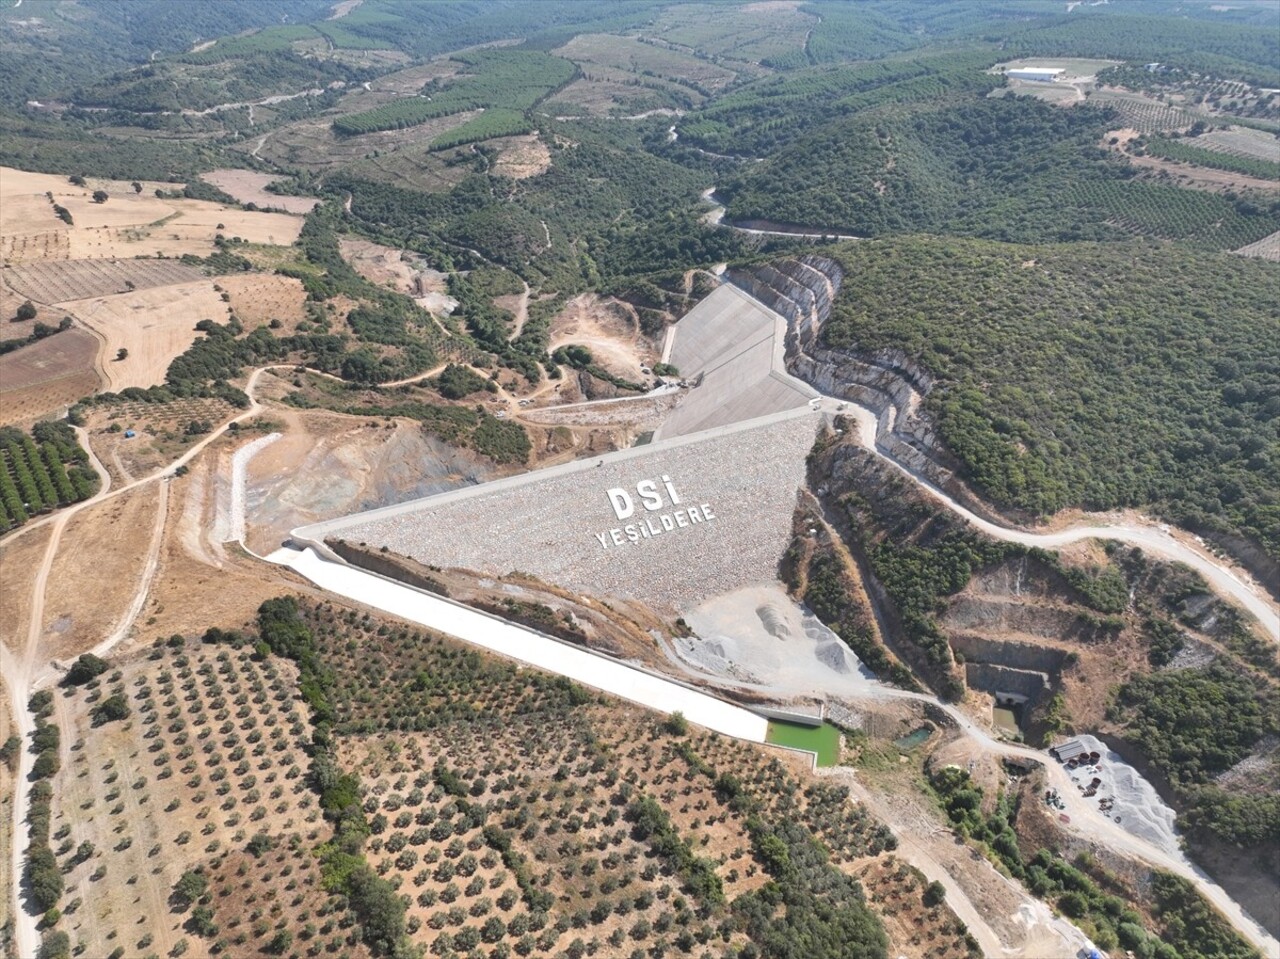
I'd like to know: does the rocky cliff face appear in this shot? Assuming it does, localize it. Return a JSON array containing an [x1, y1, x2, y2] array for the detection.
[[731, 255, 992, 515]]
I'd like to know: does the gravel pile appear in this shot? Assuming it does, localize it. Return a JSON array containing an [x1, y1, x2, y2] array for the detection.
[[336, 416, 819, 611]]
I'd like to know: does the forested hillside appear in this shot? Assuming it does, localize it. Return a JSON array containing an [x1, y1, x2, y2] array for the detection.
[[718, 97, 1278, 247], [0, 0, 334, 108], [821, 238, 1280, 563]]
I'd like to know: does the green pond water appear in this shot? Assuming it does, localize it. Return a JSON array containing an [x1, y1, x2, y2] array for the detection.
[[993, 706, 1022, 735], [766, 721, 841, 767], [894, 726, 933, 750]]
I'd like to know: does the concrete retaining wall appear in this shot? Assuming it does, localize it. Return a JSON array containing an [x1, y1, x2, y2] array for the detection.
[[965, 662, 1049, 708], [950, 633, 1071, 674]]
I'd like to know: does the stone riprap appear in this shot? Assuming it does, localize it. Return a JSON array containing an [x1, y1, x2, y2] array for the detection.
[[300, 412, 820, 611]]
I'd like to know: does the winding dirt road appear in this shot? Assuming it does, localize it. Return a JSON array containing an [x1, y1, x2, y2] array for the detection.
[[3, 368, 277, 958], [828, 398, 1278, 639]]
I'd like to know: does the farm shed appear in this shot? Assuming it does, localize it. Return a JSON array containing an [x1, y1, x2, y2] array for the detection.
[[1050, 738, 1089, 762]]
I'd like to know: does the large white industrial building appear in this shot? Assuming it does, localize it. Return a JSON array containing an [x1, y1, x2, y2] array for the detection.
[[1007, 67, 1065, 83]]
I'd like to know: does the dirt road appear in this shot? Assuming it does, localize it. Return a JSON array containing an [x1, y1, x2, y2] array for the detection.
[[3, 368, 278, 956], [507, 279, 531, 341], [823, 398, 1278, 639]]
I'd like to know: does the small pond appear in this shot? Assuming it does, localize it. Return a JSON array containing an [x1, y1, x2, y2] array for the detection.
[[766, 721, 841, 767], [993, 704, 1023, 736]]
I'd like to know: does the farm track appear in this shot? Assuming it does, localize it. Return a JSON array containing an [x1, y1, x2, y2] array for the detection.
[[507, 279, 531, 341]]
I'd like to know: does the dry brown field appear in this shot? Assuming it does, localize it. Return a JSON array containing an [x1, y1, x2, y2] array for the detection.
[[63, 280, 236, 391], [39, 486, 159, 663], [0, 328, 100, 426], [0, 167, 181, 204], [491, 135, 552, 179], [0, 230, 71, 263], [2, 166, 301, 264], [199, 170, 319, 215], [5, 258, 203, 303], [0, 194, 67, 237], [50, 642, 323, 959], [54, 192, 178, 231], [218, 273, 310, 332], [0, 522, 52, 655]]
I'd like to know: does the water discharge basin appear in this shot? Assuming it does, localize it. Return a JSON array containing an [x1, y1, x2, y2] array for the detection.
[[766, 720, 842, 767], [992, 705, 1022, 737]]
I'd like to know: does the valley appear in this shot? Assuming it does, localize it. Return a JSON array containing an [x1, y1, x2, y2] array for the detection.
[[1, 3, 1278, 959]]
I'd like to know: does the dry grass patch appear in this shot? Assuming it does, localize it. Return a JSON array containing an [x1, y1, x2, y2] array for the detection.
[[0, 193, 67, 237], [0, 230, 71, 263], [199, 170, 319, 215], [64, 279, 236, 391], [491, 135, 552, 179], [0, 521, 52, 655], [39, 486, 159, 662]]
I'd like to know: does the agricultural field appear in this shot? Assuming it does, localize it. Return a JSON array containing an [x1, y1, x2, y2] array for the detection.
[[0, 421, 98, 530], [554, 33, 741, 96], [0, 328, 100, 427], [332, 50, 576, 138], [0, 193, 67, 238], [429, 111, 533, 152], [62, 204, 302, 260], [21, 594, 983, 959], [0, 167, 302, 263], [1087, 90, 1199, 134], [62, 279, 237, 391], [197, 170, 320, 215], [4, 259, 203, 304], [1235, 230, 1280, 262], [644, 2, 815, 68], [1141, 135, 1280, 184], [302, 600, 939, 958], [542, 74, 692, 119], [47, 641, 323, 959], [216, 274, 310, 333], [1191, 125, 1280, 164]]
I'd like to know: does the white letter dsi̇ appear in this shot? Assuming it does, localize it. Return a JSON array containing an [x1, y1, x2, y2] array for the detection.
[[636, 479, 662, 512], [607, 488, 634, 520]]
